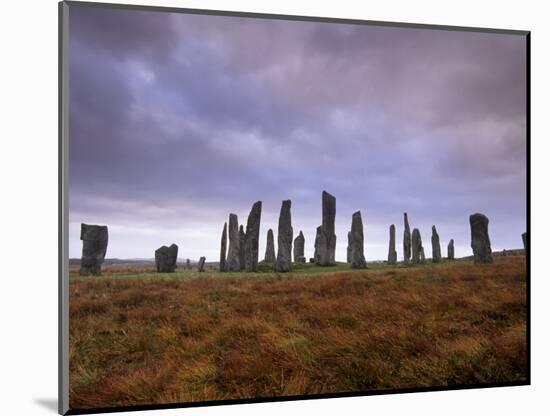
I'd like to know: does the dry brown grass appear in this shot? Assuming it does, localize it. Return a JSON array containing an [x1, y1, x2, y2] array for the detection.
[[69, 256, 527, 410]]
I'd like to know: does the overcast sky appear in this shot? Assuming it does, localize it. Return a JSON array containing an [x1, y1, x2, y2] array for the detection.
[[68, 5, 527, 262]]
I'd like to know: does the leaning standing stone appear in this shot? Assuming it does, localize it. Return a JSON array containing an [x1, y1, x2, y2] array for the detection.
[[244, 201, 262, 272], [403, 213, 411, 264], [198, 256, 206, 272], [219, 222, 227, 272], [447, 239, 455, 260], [411, 228, 423, 264], [350, 211, 367, 269], [314, 191, 337, 266], [469, 213, 493, 264], [388, 224, 397, 264], [275, 200, 293, 272], [225, 214, 241, 272], [293, 231, 305, 262], [79, 223, 108, 276], [239, 225, 246, 269], [264, 228, 275, 263], [431, 225, 441, 263], [155, 244, 178, 272]]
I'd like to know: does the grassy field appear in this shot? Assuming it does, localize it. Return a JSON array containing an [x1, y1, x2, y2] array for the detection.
[[69, 256, 527, 410]]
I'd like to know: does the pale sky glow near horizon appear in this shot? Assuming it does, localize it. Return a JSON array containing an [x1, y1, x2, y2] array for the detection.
[[68, 5, 527, 262]]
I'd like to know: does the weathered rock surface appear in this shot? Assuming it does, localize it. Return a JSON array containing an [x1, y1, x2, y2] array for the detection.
[[350, 211, 367, 269], [431, 225, 441, 263], [403, 213, 411, 264], [347, 231, 352, 263], [225, 214, 241, 272], [469, 213, 493, 264], [411, 228, 423, 264], [155, 244, 178, 273], [522, 232, 527, 252], [219, 222, 227, 272], [244, 201, 262, 271], [293, 231, 305, 262], [275, 200, 293, 272], [314, 191, 337, 266], [198, 256, 206, 272], [388, 224, 397, 264], [79, 223, 109, 276], [447, 239, 455, 260], [239, 225, 246, 270], [264, 228, 275, 263]]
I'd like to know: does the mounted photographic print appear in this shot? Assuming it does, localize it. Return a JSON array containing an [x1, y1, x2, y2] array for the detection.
[[58, 1, 530, 414]]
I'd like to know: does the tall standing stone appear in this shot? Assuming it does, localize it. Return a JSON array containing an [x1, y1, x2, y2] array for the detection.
[[198, 256, 206, 272], [239, 225, 246, 270], [155, 244, 178, 273], [469, 213, 493, 264], [79, 223, 108, 276], [293, 231, 305, 262], [403, 213, 411, 264], [244, 201, 262, 272], [447, 239, 455, 260], [420, 247, 426, 263], [275, 200, 293, 272], [225, 214, 241, 272], [347, 231, 352, 263], [264, 228, 275, 263], [219, 222, 227, 272], [314, 191, 337, 266], [431, 225, 442, 263], [411, 228, 423, 264], [522, 232, 527, 252], [388, 224, 397, 264], [186, 258, 191, 270], [350, 211, 367, 269]]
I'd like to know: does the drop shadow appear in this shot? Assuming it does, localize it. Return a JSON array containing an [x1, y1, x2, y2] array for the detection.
[[34, 398, 58, 413]]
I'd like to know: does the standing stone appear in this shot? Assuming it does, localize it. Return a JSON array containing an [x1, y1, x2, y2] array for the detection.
[[293, 231, 305, 262], [411, 228, 423, 264], [197, 256, 206, 272], [219, 222, 227, 272], [275, 200, 293, 272], [347, 231, 352, 263], [420, 247, 426, 263], [350, 211, 367, 269], [264, 228, 275, 263], [186, 258, 191, 270], [155, 244, 178, 273], [314, 191, 337, 266], [225, 214, 241, 272], [388, 224, 397, 264], [431, 225, 442, 263], [447, 239, 455, 260], [79, 223, 108, 276], [239, 225, 246, 270], [244, 201, 262, 272], [522, 232, 527, 252], [403, 213, 411, 264], [469, 213, 493, 264], [309, 258, 315, 263]]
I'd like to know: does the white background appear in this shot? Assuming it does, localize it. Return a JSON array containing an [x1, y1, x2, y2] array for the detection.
[[0, 0, 548, 415]]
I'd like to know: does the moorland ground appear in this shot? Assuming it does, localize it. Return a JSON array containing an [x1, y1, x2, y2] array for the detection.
[[69, 256, 527, 409]]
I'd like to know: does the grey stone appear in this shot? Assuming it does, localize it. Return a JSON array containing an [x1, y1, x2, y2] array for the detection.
[[522, 232, 527, 252], [403, 213, 411, 264], [225, 214, 241, 272], [411, 228, 423, 264], [350, 211, 367, 269], [388, 224, 397, 264], [469, 213, 493, 264], [431, 225, 441, 263], [309, 258, 315, 263], [264, 228, 275, 263], [447, 239, 454, 260], [314, 191, 337, 266], [79, 223, 108, 276], [275, 200, 293, 272], [293, 231, 305, 262], [155, 244, 178, 273], [296, 256, 306, 263], [219, 222, 227, 272], [186, 258, 191, 270], [244, 201, 262, 272], [239, 225, 246, 270], [420, 247, 426, 263], [347, 231, 352, 263], [198, 256, 206, 272]]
